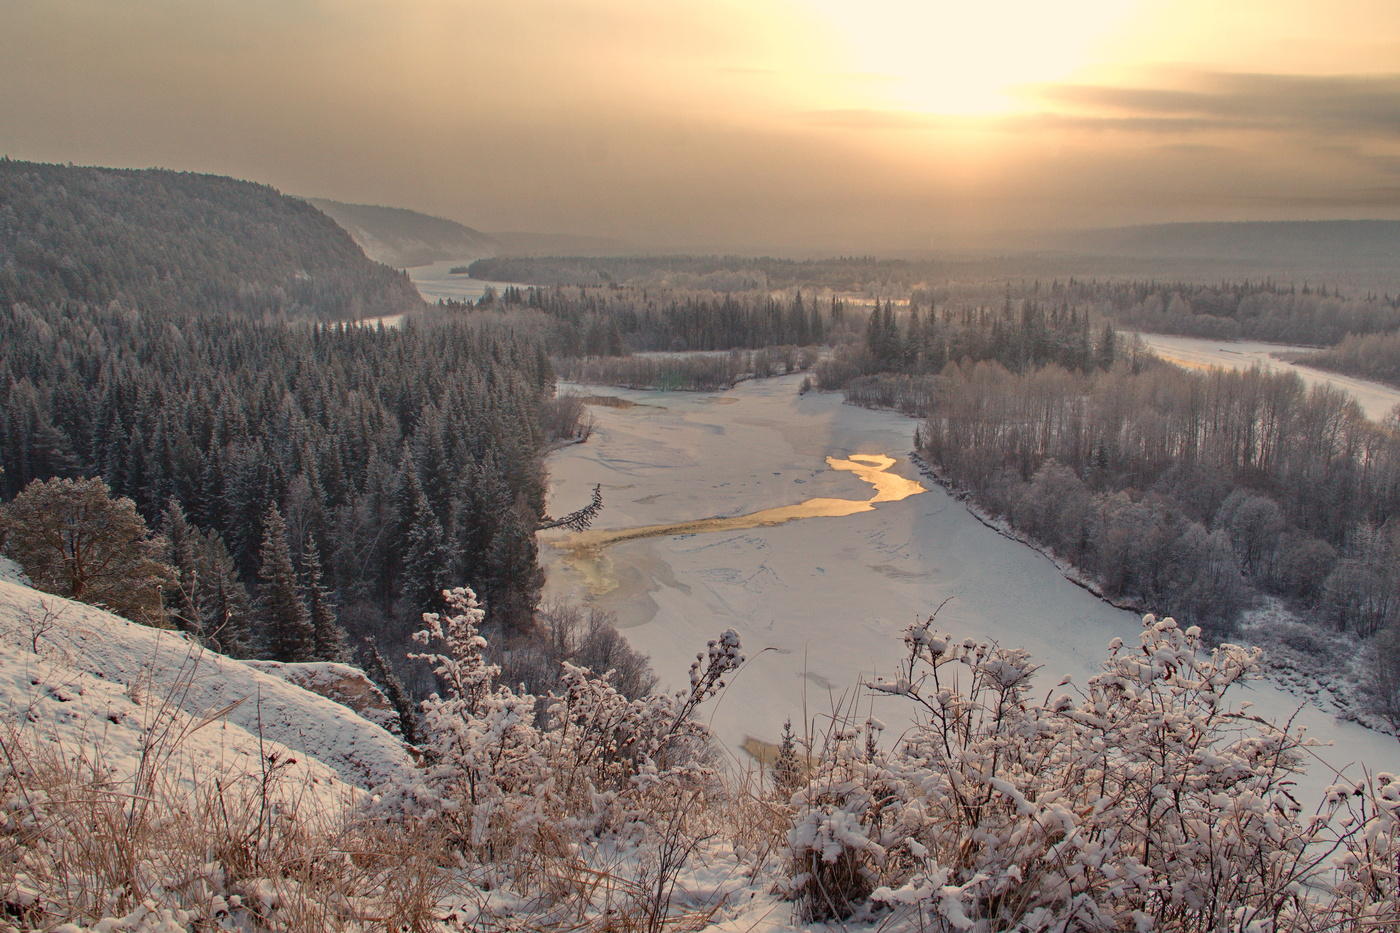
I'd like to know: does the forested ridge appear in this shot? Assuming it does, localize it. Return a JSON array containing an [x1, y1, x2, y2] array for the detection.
[[0, 162, 592, 704], [306, 197, 497, 268], [0, 159, 422, 320]]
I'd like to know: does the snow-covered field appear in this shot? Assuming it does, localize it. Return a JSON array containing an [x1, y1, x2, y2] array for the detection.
[[541, 375, 1400, 807], [406, 260, 524, 304], [1133, 331, 1400, 421]]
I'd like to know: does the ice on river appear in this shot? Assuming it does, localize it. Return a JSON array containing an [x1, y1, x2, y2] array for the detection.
[[541, 375, 1399, 806]]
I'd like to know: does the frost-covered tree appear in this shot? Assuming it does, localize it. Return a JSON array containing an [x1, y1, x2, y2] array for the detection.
[[0, 476, 174, 626], [301, 533, 349, 663], [773, 718, 803, 796], [358, 638, 416, 742], [254, 503, 315, 662], [398, 465, 452, 618], [1366, 622, 1400, 731], [158, 499, 253, 656]]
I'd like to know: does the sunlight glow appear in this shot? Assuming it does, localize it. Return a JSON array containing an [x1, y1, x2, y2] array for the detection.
[[806, 0, 1142, 116]]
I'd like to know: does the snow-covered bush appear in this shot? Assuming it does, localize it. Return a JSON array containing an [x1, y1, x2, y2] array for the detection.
[[785, 614, 1400, 931], [383, 587, 744, 882]]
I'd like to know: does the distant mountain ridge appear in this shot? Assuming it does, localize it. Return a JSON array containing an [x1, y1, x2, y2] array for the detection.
[[306, 197, 498, 267], [0, 160, 422, 320], [1051, 220, 1400, 264]]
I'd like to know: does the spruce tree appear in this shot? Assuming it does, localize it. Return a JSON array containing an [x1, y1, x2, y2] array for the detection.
[[360, 639, 418, 743], [199, 530, 254, 657], [301, 533, 350, 662], [774, 718, 803, 796], [160, 498, 205, 637], [400, 476, 452, 618], [255, 502, 316, 662]]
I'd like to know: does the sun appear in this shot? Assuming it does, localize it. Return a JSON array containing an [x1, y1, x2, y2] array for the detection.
[[804, 0, 1142, 117]]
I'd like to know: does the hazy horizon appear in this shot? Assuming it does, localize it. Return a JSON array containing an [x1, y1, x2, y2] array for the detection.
[[5, 0, 1400, 252]]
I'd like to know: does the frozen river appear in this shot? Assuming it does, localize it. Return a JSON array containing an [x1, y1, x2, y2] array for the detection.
[[540, 373, 1398, 800], [1133, 331, 1400, 422], [406, 260, 522, 304]]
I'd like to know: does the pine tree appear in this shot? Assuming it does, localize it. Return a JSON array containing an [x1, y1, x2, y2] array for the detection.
[[255, 502, 315, 662]]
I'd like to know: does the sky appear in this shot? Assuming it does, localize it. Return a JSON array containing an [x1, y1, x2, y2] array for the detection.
[[3, 0, 1400, 251]]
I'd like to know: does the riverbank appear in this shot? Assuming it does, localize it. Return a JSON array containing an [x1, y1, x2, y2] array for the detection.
[[540, 373, 1399, 802], [908, 447, 1392, 736]]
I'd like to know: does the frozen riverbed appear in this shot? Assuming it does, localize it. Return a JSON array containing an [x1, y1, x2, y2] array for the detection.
[[541, 374, 1398, 802], [1133, 331, 1400, 421]]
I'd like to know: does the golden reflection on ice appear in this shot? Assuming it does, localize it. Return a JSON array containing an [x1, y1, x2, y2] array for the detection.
[[550, 454, 925, 596]]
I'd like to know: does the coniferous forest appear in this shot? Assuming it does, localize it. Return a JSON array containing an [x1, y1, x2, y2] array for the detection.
[[0, 162, 580, 697]]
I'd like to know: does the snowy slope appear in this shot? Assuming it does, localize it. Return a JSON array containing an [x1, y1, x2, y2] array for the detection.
[[0, 556, 28, 586], [540, 375, 1400, 811], [0, 580, 413, 793], [246, 659, 402, 734]]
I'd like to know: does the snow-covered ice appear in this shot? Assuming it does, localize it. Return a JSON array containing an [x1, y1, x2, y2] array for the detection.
[[541, 375, 1400, 807]]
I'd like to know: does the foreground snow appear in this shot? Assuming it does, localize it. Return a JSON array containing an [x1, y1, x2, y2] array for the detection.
[[1132, 331, 1400, 421], [541, 375, 1400, 810], [0, 580, 413, 796]]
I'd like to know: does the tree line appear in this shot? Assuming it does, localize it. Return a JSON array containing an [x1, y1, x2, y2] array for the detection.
[[911, 359, 1400, 647], [1051, 277, 1400, 345], [1305, 330, 1400, 388], [474, 285, 848, 355]]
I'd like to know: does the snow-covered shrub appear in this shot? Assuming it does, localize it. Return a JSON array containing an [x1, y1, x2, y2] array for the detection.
[[384, 587, 744, 884], [785, 614, 1400, 931], [786, 718, 894, 922]]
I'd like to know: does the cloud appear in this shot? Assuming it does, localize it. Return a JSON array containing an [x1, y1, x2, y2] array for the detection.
[[1029, 71, 1400, 140], [1217, 187, 1400, 208]]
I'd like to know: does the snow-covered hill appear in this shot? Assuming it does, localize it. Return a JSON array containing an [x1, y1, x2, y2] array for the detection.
[[0, 580, 413, 799]]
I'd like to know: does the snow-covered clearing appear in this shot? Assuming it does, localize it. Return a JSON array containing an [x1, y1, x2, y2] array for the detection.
[[406, 260, 523, 304], [0, 581, 413, 797], [541, 373, 1400, 808], [350, 311, 406, 329], [1133, 331, 1400, 421]]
